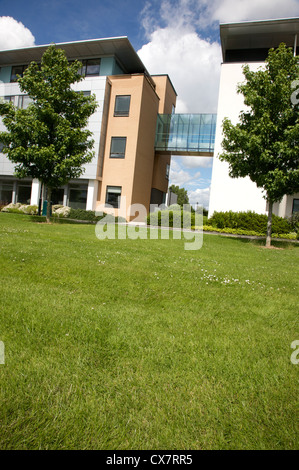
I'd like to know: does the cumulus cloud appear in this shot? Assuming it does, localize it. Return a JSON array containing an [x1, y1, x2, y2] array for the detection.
[[210, 0, 299, 23], [138, 0, 298, 209], [138, 0, 299, 112], [138, 3, 221, 113], [181, 156, 213, 169], [188, 187, 211, 209], [0, 16, 35, 50]]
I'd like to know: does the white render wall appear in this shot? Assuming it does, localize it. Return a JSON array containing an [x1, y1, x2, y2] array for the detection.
[[209, 62, 267, 217], [0, 76, 107, 181]]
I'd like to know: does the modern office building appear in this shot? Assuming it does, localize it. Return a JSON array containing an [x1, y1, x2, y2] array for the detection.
[[209, 17, 299, 218], [0, 37, 177, 219]]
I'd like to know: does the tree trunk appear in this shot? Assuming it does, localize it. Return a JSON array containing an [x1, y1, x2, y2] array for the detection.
[[266, 200, 273, 248], [46, 186, 52, 223]]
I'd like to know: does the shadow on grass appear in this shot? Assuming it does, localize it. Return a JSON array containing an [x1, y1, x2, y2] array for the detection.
[[220, 235, 299, 250], [29, 215, 96, 225]]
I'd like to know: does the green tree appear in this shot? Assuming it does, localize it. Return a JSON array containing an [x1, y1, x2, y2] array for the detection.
[[219, 43, 299, 247], [169, 184, 189, 207], [0, 45, 97, 222]]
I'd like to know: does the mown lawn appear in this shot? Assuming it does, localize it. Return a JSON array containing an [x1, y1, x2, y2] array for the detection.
[[0, 213, 298, 450]]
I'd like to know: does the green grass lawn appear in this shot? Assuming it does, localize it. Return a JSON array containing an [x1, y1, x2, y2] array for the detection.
[[0, 213, 298, 450]]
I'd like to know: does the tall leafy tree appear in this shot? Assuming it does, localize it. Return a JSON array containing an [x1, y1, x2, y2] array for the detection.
[[220, 43, 299, 247], [0, 45, 97, 222], [169, 184, 189, 206]]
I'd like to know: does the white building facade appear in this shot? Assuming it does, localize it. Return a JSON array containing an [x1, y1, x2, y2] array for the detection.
[[209, 18, 299, 218]]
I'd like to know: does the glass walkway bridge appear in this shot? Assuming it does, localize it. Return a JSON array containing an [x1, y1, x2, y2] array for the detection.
[[155, 113, 217, 156]]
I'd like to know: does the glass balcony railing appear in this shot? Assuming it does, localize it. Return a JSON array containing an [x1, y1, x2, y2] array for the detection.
[[155, 113, 217, 154]]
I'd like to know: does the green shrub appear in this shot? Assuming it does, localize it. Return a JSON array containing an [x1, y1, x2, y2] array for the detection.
[[288, 212, 299, 233], [208, 211, 291, 234], [147, 209, 204, 229], [1, 203, 38, 215], [66, 208, 126, 224]]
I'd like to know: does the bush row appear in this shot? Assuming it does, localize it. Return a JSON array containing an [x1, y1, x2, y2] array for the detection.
[[208, 211, 292, 234], [1, 203, 38, 215], [146, 210, 208, 228], [193, 225, 297, 240]]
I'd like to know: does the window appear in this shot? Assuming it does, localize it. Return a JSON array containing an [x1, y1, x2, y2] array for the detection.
[[105, 186, 122, 208], [293, 199, 299, 213], [114, 95, 131, 116], [51, 188, 64, 206], [18, 95, 32, 109], [68, 183, 87, 210], [0, 181, 13, 204], [10, 65, 27, 82], [110, 137, 126, 159], [0, 142, 4, 153], [79, 59, 101, 77], [17, 184, 31, 204], [4, 96, 15, 105], [75, 90, 91, 96]]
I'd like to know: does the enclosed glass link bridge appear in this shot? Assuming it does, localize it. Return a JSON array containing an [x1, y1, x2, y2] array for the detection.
[[155, 114, 217, 156]]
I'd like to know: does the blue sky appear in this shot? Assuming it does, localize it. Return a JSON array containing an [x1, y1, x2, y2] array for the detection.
[[1, 0, 298, 208]]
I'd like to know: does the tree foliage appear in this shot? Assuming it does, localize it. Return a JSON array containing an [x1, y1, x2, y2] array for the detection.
[[219, 43, 299, 245], [169, 184, 189, 206], [0, 45, 98, 221]]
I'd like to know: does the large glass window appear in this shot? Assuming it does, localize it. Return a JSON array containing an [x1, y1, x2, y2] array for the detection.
[[79, 59, 101, 77], [293, 199, 299, 213], [10, 65, 27, 82], [110, 137, 126, 159], [114, 95, 131, 116], [18, 95, 32, 109], [68, 183, 87, 209], [105, 186, 121, 208], [17, 184, 31, 204], [4, 96, 15, 103], [0, 181, 13, 204], [51, 188, 64, 206]]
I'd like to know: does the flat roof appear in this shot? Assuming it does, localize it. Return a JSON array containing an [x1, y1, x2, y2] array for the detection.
[[220, 17, 299, 61], [0, 36, 149, 75]]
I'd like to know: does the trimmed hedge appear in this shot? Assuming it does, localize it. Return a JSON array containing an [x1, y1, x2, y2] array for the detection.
[[146, 210, 207, 228], [193, 225, 297, 240], [208, 211, 292, 234]]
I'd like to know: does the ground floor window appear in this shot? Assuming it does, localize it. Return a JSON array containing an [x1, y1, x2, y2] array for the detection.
[[105, 186, 122, 208], [150, 188, 166, 206], [0, 181, 13, 205], [17, 184, 31, 204], [68, 183, 87, 210], [293, 199, 299, 213], [51, 188, 64, 206]]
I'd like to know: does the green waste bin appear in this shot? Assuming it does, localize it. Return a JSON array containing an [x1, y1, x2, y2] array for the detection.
[[42, 200, 52, 216]]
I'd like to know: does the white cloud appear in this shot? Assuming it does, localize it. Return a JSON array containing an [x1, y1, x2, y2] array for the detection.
[[188, 187, 211, 209], [0, 16, 35, 50], [211, 0, 299, 23], [181, 156, 213, 169], [138, 25, 221, 113], [138, 0, 299, 112], [138, 0, 299, 210], [169, 160, 195, 186]]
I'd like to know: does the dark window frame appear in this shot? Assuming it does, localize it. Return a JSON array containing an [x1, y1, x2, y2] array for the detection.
[[109, 137, 127, 159], [10, 65, 27, 82], [105, 186, 122, 209], [114, 95, 131, 117], [78, 58, 101, 77], [292, 198, 299, 213]]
